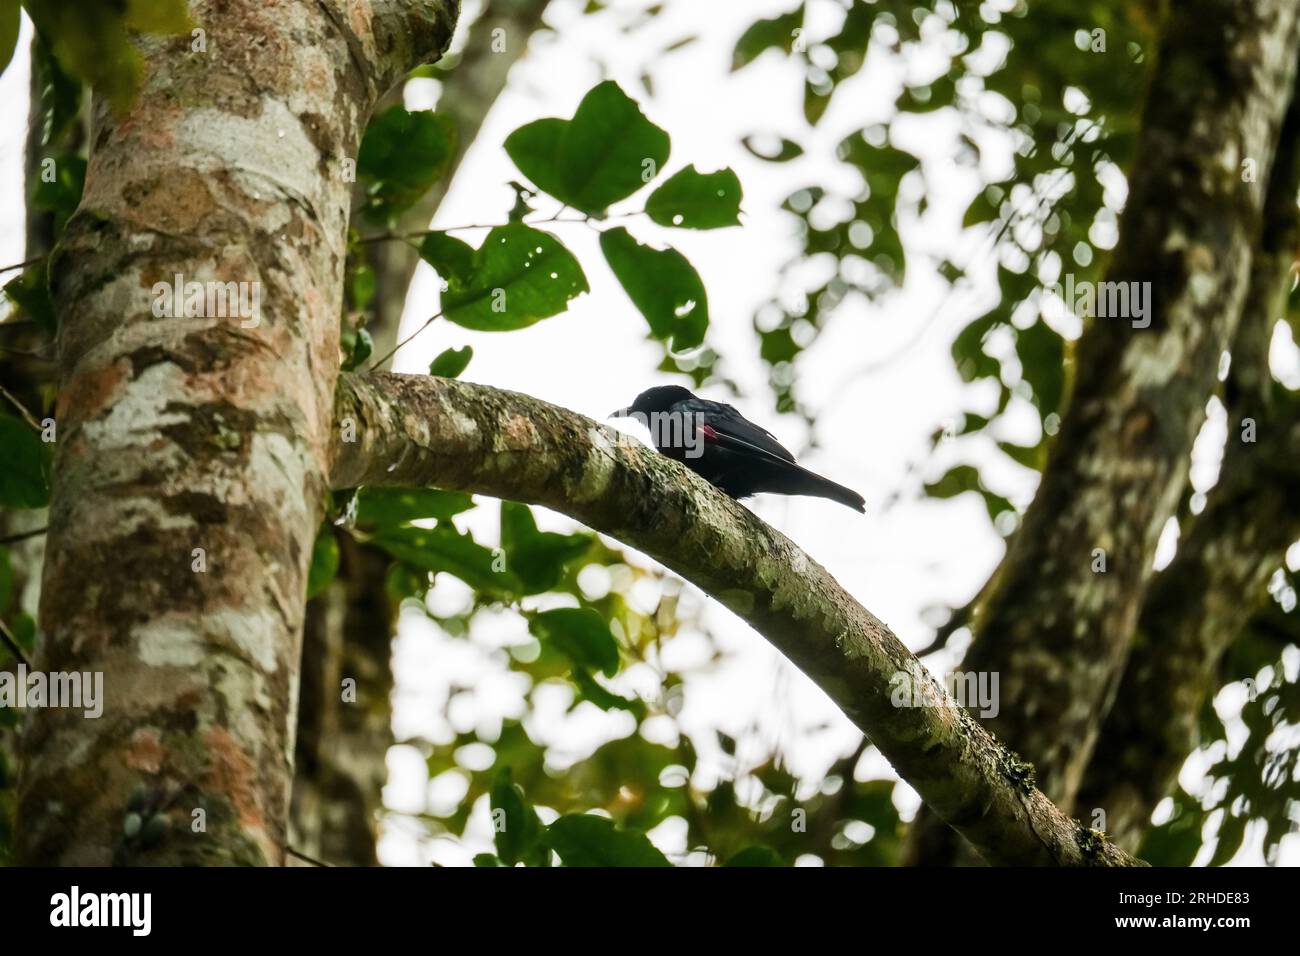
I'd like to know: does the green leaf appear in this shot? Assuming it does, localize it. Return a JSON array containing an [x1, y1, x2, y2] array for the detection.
[[429, 346, 473, 379], [472, 853, 505, 867], [3, 261, 56, 333], [124, 0, 191, 31], [724, 845, 785, 867], [355, 487, 474, 528], [24, 0, 190, 114], [998, 440, 1045, 471], [0, 415, 52, 510], [32, 33, 83, 147], [546, 814, 671, 867], [491, 768, 549, 867], [570, 668, 644, 715], [373, 524, 518, 595], [923, 464, 981, 500], [340, 326, 372, 372], [1016, 321, 1065, 417], [500, 501, 591, 594], [732, 7, 804, 71], [600, 227, 708, 350], [529, 607, 619, 677], [950, 310, 1002, 383], [501, 119, 569, 203], [418, 232, 475, 286], [423, 224, 588, 331], [357, 107, 457, 223], [0, 0, 20, 78], [305, 526, 339, 600], [741, 134, 803, 163], [504, 81, 670, 216], [347, 265, 376, 311], [645, 165, 742, 229]]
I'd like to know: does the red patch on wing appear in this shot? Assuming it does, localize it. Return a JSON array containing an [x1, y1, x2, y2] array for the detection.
[[702, 423, 719, 442]]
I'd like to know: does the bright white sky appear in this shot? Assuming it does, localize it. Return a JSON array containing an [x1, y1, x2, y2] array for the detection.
[[1, 0, 1295, 866]]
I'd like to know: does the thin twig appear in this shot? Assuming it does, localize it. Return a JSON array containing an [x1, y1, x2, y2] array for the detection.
[[0, 255, 45, 276], [354, 208, 642, 245], [0, 617, 32, 669], [286, 845, 333, 867], [0, 526, 47, 547], [369, 312, 443, 370], [0, 384, 45, 431]]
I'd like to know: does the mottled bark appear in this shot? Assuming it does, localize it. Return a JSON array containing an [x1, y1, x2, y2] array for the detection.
[[908, 0, 1300, 865], [1074, 91, 1300, 850], [330, 372, 1142, 866], [15, 0, 458, 866], [289, 0, 551, 863]]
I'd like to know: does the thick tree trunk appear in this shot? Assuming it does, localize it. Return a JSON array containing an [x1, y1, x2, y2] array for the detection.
[[289, 0, 553, 863], [15, 0, 457, 866], [907, 0, 1300, 864]]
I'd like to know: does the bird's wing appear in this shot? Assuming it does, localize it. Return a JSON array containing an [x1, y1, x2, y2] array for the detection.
[[684, 400, 797, 464]]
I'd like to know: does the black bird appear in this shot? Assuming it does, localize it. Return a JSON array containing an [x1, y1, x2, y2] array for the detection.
[[610, 385, 865, 512]]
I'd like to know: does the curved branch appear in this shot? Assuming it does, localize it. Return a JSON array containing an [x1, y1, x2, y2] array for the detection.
[[330, 371, 1143, 867]]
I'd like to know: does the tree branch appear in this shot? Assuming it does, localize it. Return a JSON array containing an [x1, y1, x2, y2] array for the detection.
[[329, 371, 1143, 867]]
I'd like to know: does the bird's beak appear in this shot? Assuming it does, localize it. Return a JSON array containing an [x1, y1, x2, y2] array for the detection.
[[607, 408, 629, 420]]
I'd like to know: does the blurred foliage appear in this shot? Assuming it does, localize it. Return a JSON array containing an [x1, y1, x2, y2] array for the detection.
[[1141, 571, 1300, 866], [732, 0, 1150, 453]]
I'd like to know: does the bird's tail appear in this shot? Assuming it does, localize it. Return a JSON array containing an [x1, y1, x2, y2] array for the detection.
[[788, 466, 866, 513]]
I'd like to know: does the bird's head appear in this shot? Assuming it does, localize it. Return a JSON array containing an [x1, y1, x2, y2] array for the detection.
[[609, 385, 696, 419]]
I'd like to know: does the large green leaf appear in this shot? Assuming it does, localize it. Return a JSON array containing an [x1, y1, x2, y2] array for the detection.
[[505, 81, 670, 216], [0, 415, 52, 510], [529, 607, 619, 678], [490, 768, 549, 867], [373, 524, 519, 595], [600, 227, 708, 350], [0, 0, 20, 78], [645, 165, 742, 229], [420, 225, 588, 331], [1016, 321, 1066, 418], [500, 501, 591, 594], [355, 487, 475, 528], [545, 814, 671, 867], [357, 107, 457, 223]]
